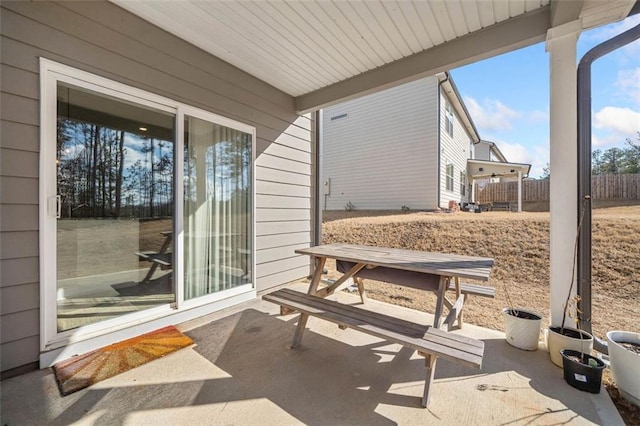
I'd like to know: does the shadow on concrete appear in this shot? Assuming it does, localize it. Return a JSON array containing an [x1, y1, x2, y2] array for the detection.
[[2, 306, 613, 425]]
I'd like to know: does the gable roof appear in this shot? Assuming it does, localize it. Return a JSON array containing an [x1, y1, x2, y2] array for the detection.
[[439, 72, 481, 143]]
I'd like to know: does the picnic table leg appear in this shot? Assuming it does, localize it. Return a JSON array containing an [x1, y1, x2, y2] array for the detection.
[[433, 276, 448, 328], [421, 353, 438, 408], [355, 277, 367, 303], [454, 277, 463, 328], [291, 257, 326, 348]]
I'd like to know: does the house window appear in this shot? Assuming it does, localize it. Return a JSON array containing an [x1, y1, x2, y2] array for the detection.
[[460, 171, 466, 196], [446, 163, 454, 191], [41, 59, 254, 344], [445, 100, 454, 137]]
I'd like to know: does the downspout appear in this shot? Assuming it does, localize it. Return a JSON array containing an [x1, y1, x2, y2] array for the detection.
[[577, 12, 640, 353], [437, 73, 449, 210], [314, 109, 322, 246]]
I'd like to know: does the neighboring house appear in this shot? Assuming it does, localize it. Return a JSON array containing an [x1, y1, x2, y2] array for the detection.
[[322, 73, 479, 211]]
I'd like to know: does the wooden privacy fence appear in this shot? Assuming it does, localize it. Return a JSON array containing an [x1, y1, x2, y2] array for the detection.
[[476, 174, 640, 203]]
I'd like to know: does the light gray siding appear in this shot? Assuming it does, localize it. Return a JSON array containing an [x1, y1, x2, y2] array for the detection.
[[474, 142, 492, 161], [0, 1, 312, 373], [322, 78, 439, 211], [439, 93, 474, 209]]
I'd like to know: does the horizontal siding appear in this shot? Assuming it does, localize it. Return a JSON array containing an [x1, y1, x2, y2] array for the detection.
[[257, 167, 311, 186], [1, 310, 38, 344], [256, 221, 311, 236], [0, 177, 39, 204], [2, 63, 39, 98], [256, 265, 310, 292], [0, 205, 38, 232], [256, 153, 311, 175], [256, 195, 310, 209], [0, 1, 312, 373], [0, 336, 39, 372], [256, 232, 311, 251], [1, 283, 39, 315], [256, 244, 309, 264], [439, 91, 473, 209], [0, 258, 39, 288], [1, 93, 39, 126], [256, 181, 311, 198], [1, 149, 38, 178], [1, 231, 38, 259], [322, 77, 439, 210], [0, 121, 39, 152], [256, 255, 309, 278], [257, 208, 311, 222]]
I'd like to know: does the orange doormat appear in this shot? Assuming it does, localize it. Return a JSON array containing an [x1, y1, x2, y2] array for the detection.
[[52, 325, 194, 396]]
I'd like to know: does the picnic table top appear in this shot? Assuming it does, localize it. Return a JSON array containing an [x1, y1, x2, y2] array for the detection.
[[296, 243, 493, 282]]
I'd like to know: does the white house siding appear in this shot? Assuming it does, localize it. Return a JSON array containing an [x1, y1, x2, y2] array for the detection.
[[322, 78, 439, 210], [474, 143, 491, 161], [439, 92, 473, 209], [0, 1, 312, 374]]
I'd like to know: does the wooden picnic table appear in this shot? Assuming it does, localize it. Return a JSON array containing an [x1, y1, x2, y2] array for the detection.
[[295, 243, 494, 330], [263, 243, 494, 408]]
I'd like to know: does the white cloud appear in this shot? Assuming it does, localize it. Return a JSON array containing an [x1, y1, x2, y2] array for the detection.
[[592, 132, 625, 148], [616, 68, 640, 104], [593, 106, 640, 135], [464, 96, 521, 132], [528, 109, 549, 124]]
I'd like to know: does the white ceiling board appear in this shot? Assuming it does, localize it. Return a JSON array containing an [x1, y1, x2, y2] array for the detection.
[[460, 1, 484, 33], [112, 0, 634, 110]]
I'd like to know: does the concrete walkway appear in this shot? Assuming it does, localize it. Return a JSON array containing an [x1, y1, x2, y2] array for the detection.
[[1, 285, 624, 425]]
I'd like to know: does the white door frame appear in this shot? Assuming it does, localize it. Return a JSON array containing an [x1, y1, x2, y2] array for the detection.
[[39, 58, 256, 365]]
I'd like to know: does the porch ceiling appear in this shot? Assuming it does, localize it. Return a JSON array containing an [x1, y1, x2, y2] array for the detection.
[[467, 159, 532, 179], [113, 0, 635, 113]]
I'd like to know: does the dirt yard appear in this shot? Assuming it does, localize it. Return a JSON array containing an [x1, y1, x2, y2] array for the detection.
[[322, 206, 640, 423]]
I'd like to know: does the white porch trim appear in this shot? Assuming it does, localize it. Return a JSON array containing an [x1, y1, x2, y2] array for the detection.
[[546, 19, 582, 327]]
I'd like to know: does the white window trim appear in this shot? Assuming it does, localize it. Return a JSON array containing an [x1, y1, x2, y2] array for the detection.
[[445, 163, 455, 192], [445, 100, 454, 138], [39, 58, 256, 356]]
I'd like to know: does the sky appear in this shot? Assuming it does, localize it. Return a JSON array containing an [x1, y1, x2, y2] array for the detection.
[[450, 14, 640, 178]]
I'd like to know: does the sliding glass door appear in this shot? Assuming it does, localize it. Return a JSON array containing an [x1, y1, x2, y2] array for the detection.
[[41, 60, 254, 346]]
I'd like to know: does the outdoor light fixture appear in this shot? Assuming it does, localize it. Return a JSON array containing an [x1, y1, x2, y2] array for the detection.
[[139, 126, 148, 131]]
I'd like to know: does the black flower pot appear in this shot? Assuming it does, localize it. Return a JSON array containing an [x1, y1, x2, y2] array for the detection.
[[560, 349, 605, 393]]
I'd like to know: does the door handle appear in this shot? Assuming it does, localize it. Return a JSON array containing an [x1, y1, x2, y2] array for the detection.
[[49, 195, 61, 218]]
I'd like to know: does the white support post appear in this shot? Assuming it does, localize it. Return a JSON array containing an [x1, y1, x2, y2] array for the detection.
[[471, 179, 476, 203], [517, 171, 522, 212], [546, 20, 582, 327]]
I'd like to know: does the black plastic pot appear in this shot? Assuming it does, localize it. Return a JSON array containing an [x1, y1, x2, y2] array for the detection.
[[560, 349, 605, 393]]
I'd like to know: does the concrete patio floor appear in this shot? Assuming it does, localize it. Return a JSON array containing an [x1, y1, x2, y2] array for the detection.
[[1, 283, 624, 425]]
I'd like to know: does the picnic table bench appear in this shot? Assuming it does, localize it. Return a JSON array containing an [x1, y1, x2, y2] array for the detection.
[[263, 243, 493, 408], [263, 288, 484, 408]]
